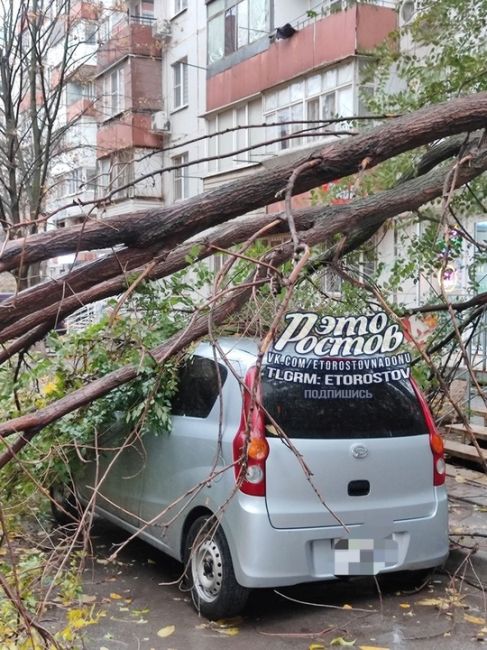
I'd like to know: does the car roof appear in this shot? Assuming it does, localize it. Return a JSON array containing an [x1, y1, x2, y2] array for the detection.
[[194, 337, 259, 374]]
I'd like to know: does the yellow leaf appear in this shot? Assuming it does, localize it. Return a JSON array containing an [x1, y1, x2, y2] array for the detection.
[[342, 604, 353, 609], [464, 614, 486, 625], [399, 603, 410, 609], [110, 593, 122, 600], [157, 625, 176, 638], [330, 638, 356, 646], [309, 644, 325, 650], [216, 627, 240, 636], [215, 616, 244, 627], [416, 598, 445, 606]]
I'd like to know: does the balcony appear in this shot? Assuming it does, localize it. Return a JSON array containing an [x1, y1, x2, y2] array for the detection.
[[97, 15, 162, 74], [97, 113, 165, 157], [207, 2, 397, 112]]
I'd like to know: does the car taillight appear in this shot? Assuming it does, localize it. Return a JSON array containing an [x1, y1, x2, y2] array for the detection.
[[411, 380, 446, 486], [233, 366, 269, 496]]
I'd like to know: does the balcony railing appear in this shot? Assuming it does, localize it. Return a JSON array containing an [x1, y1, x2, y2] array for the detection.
[[97, 14, 162, 72], [294, 0, 396, 29], [128, 14, 156, 26]]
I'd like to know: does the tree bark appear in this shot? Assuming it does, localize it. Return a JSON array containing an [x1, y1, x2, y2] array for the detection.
[[1, 145, 486, 346], [1, 93, 486, 273]]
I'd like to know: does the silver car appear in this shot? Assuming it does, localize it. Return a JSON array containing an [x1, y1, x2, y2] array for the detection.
[[53, 337, 449, 619]]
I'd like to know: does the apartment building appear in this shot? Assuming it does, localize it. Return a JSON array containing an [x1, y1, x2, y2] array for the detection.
[[44, 1, 101, 276], [200, 0, 397, 289]]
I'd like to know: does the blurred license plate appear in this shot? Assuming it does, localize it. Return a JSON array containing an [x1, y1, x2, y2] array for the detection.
[[333, 538, 398, 575]]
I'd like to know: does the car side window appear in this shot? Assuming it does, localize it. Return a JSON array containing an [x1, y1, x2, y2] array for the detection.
[[171, 356, 228, 418]]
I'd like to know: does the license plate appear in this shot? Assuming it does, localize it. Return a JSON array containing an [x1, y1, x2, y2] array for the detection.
[[333, 538, 398, 575]]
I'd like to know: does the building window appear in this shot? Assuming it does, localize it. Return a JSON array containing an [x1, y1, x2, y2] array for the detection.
[[174, 0, 187, 14], [84, 21, 98, 43], [207, 0, 268, 64], [102, 67, 125, 119], [263, 63, 359, 153], [172, 58, 188, 109], [67, 168, 82, 195], [320, 234, 378, 297], [130, 0, 155, 24], [207, 98, 262, 173], [66, 82, 84, 105], [97, 152, 134, 199], [173, 152, 189, 201]]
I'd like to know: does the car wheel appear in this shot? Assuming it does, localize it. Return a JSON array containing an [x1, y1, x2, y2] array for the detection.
[[50, 481, 80, 524], [184, 516, 249, 619]]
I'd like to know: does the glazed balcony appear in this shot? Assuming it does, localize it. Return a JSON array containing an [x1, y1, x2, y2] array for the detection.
[[97, 15, 162, 74], [207, 2, 397, 112]]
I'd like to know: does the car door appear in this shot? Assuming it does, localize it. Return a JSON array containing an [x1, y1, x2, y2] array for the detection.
[[77, 416, 145, 528], [138, 355, 229, 554]]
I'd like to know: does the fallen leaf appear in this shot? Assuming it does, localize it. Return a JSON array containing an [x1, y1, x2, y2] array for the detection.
[[216, 627, 239, 636], [417, 598, 447, 607], [110, 592, 122, 600], [309, 644, 325, 650], [399, 604, 410, 609], [79, 594, 97, 604], [215, 616, 244, 627], [342, 604, 353, 609], [330, 638, 356, 646], [359, 646, 390, 650], [157, 625, 176, 638], [464, 614, 486, 625]]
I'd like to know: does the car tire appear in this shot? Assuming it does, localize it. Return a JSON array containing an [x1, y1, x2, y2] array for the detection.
[[50, 481, 81, 524], [183, 516, 249, 619]]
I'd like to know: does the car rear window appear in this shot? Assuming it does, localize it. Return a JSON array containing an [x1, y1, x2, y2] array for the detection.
[[261, 374, 428, 439]]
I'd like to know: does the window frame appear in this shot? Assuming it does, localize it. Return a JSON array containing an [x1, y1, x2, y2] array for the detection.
[[102, 66, 125, 119], [207, 0, 268, 64], [173, 152, 189, 201], [172, 58, 188, 110], [263, 63, 360, 154], [174, 0, 188, 15], [96, 152, 134, 200]]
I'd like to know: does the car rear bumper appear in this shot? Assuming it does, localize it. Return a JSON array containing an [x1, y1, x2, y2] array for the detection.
[[224, 488, 449, 588]]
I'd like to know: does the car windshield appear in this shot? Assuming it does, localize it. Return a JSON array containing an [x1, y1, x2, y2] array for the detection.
[[261, 372, 428, 439]]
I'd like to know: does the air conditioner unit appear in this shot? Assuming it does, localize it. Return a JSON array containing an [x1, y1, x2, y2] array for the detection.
[[400, 0, 416, 24], [153, 18, 172, 39], [151, 111, 171, 132]]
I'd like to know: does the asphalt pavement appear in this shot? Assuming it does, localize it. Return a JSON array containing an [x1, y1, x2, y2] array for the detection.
[[50, 468, 487, 650]]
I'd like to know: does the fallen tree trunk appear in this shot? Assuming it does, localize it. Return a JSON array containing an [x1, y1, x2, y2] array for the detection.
[[1, 93, 486, 274], [1, 144, 486, 349], [0, 145, 486, 459]]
